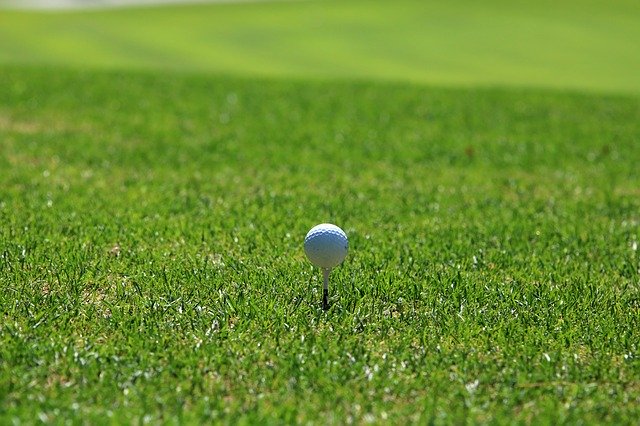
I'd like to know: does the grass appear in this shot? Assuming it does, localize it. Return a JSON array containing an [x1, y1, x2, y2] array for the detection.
[[0, 0, 639, 94], [1, 0, 639, 422], [1, 63, 639, 423]]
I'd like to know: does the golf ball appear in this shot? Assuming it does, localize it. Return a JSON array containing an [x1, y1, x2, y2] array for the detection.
[[304, 223, 348, 269]]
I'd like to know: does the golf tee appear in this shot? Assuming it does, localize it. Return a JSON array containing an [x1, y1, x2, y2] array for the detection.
[[322, 268, 330, 310]]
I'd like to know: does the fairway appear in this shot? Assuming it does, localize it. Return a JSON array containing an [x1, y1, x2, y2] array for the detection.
[[1, 0, 640, 94], [1, 0, 640, 423]]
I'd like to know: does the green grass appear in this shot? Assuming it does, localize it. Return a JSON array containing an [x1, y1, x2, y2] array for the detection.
[[1, 0, 639, 94], [1, 2, 639, 422], [1, 64, 639, 423]]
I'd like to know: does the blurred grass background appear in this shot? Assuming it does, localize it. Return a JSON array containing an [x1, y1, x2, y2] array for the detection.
[[1, 0, 639, 94]]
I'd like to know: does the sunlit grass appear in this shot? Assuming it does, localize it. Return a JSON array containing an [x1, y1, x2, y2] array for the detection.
[[1, 65, 639, 423], [0, 0, 639, 94]]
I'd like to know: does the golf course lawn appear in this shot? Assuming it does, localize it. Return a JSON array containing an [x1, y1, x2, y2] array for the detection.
[[1, 0, 639, 94], [2, 64, 639, 423], [1, 0, 640, 423]]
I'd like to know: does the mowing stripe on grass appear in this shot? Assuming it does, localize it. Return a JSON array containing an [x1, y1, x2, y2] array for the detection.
[[1, 0, 639, 94]]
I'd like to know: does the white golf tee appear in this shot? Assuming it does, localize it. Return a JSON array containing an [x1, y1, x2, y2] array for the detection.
[[322, 268, 331, 310]]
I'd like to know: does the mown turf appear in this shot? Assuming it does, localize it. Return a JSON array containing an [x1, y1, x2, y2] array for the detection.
[[1, 65, 639, 423], [1, 0, 640, 94]]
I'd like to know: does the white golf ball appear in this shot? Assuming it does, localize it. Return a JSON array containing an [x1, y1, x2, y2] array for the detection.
[[304, 223, 348, 269]]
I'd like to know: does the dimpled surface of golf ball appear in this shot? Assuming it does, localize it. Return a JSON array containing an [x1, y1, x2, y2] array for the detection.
[[304, 223, 348, 269]]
